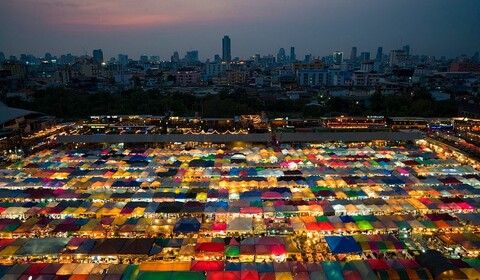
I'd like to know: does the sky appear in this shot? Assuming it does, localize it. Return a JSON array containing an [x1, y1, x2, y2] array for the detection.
[[1, 0, 479, 60]]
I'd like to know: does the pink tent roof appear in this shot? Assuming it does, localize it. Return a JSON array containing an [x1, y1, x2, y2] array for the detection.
[[212, 223, 227, 231], [368, 259, 389, 270], [271, 244, 286, 256], [261, 191, 283, 200]]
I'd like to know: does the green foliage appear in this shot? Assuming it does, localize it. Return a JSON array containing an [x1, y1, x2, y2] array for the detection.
[[3, 87, 459, 119]]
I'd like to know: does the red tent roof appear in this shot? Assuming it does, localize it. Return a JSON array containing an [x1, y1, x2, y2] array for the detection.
[[439, 177, 463, 185], [241, 271, 259, 280], [343, 270, 363, 280], [368, 259, 390, 270], [212, 223, 227, 231], [317, 222, 335, 231], [270, 244, 286, 256], [195, 242, 225, 253], [207, 271, 241, 280], [258, 272, 275, 280], [191, 261, 225, 271]]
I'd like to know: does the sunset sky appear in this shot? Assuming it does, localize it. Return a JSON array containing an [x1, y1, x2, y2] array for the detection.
[[1, 0, 479, 60]]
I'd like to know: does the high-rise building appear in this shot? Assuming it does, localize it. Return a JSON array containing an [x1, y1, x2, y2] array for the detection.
[[350, 47, 357, 61], [389, 50, 406, 66], [171, 51, 180, 63], [0, 52, 5, 62], [214, 54, 221, 63], [44, 53, 53, 62], [375, 47, 383, 61], [185, 51, 199, 63], [222, 36, 231, 62], [277, 48, 286, 64], [304, 54, 312, 63], [139, 55, 148, 63], [333, 51, 343, 64], [93, 49, 104, 63], [290, 47, 296, 62], [402, 45, 410, 56], [118, 54, 128, 64]]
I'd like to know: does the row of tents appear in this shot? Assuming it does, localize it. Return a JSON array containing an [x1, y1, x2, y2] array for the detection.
[[2, 258, 480, 280]]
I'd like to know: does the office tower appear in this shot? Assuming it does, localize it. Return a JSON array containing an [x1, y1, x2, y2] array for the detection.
[[0, 52, 5, 62], [350, 47, 357, 61], [304, 54, 312, 63], [150, 56, 160, 63], [277, 48, 286, 64], [402, 45, 410, 56], [360, 52, 370, 62], [290, 47, 296, 62], [222, 36, 231, 62], [375, 47, 383, 61], [44, 52, 53, 62], [389, 50, 406, 66], [118, 54, 128, 64], [93, 49, 104, 63], [333, 51, 343, 64], [139, 55, 148, 63], [171, 51, 180, 63], [214, 54, 221, 63], [185, 51, 199, 63]]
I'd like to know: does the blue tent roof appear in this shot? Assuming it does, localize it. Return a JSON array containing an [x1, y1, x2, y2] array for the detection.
[[173, 218, 201, 233], [325, 236, 362, 254], [225, 262, 241, 271], [321, 261, 344, 280], [339, 216, 355, 223]]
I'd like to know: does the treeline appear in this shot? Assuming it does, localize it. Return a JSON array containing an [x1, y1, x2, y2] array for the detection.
[[3, 87, 458, 119]]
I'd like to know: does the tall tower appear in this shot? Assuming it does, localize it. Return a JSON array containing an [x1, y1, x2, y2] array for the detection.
[[222, 36, 231, 62], [350, 47, 357, 61], [290, 47, 296, 62], [375, 47, 383, 61], [333, 51, 343, 64], [402, 45, 410, 56], [277, 48, 286, 64], [93, 49, 104, 63]]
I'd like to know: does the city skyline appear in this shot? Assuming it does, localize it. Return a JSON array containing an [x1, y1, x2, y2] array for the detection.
[[1, 0, 479, 60]]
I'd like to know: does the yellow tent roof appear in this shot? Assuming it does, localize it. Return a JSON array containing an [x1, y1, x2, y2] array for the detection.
[[0, 246, 20, 256]]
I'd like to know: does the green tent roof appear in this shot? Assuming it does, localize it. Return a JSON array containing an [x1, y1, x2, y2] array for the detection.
[[225, 246, 240, 257], [356, 220, 373, 230], [315, 216, 329, 222]]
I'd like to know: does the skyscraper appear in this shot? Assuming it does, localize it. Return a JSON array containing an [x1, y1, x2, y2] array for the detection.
[[118, 54, 128, 64], [290, 47, 296, 62], [333, 51, 343, 64], [389, 50, 406, 66], [93, 49, 104, 63], [222, 36, 231, 62], [171, 51, 180, 63], [402, 45, 410, 56], [44, 52, 53, 62], [277, 48, 286, 64], [139, 55, 148, 63], [375, 47, 383, 61], [350, 47, 357, 61], [185, 51, 199, 63]]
